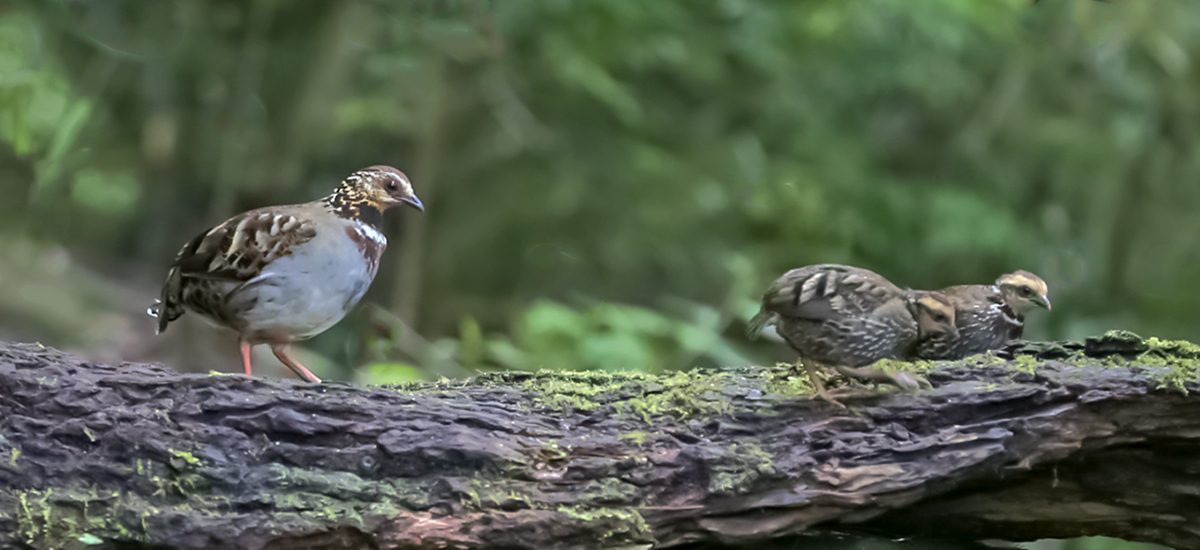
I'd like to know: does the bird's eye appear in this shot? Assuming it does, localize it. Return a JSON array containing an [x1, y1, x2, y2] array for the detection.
[[1020, 287, 1033, 296], [386, 180, 399, 192]]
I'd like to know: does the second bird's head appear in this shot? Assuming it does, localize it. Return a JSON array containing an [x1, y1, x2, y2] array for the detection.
[[329, 165, 424, 222], [911, 292, 959, 339], [996, 270, 1051, 314]]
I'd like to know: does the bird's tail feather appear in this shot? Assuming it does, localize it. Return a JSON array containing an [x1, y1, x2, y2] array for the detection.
[[745, 310, 776, 340], [149, 267, 185, 334]]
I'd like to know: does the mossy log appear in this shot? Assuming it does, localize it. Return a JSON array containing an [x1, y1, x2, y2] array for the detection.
[[2, 332, 1200, 550]]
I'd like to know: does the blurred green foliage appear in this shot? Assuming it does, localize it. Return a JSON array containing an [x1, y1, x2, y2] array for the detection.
[[2, 0, 1200, 390], [476, 299, 748, 373]]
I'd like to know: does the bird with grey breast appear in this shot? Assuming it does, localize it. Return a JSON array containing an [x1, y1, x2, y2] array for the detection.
[[747, 264, 959, 407], [149, 165, 424, 383], [917, 270, 1051, 361]]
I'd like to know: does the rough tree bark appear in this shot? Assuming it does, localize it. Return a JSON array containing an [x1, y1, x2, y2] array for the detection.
[[1, 331, 1199, 550]]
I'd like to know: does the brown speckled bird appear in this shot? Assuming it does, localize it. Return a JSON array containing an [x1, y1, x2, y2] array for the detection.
[[746, 264, 959, 406], [148, 166, 424, 383], [917, 270, 1051, 360]]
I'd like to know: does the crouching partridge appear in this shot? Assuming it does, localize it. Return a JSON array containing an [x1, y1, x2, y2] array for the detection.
[[918, 270, 1051, 360], [747, 264, 959, 407], [149, 166, 424, 383]]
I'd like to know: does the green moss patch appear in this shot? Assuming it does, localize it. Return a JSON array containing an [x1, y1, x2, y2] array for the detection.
[[555, 506, 651, 546], [1008, 331, 1200, 391], [707, 441, 777, 496], [1134, 337, 1200, 392]]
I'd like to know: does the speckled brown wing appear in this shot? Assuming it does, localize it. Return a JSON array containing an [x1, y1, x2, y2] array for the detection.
[[748, 262, 930, 380], [151, 207, 318, 333], [746, 264, 904, 339]]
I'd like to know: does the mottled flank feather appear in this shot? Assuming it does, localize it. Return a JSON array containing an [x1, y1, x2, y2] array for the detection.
[[153, 210, 318, 333]]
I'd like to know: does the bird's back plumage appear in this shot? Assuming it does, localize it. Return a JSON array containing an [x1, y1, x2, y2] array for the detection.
[[748, 264, 920, 367]]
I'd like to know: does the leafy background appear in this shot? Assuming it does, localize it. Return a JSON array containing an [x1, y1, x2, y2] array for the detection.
[[0, 1, 1194, 547]]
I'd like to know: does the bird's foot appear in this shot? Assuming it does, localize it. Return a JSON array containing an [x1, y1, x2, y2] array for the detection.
[[795, 359, 846, 408], [892, 371, 932, 390], [240, 340, 254, 379], [813, 386, 847, 408], [271, 345, 322, 384], [833, 365, 930, 391]]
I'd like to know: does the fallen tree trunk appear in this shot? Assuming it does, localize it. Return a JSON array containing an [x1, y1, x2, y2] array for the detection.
[[1, 331, 1199, 550]]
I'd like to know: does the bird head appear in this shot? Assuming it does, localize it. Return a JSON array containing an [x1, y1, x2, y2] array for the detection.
[[996, 270, 1051, 314], [328, 166, 424, 223], [912, 292, 959, 339]]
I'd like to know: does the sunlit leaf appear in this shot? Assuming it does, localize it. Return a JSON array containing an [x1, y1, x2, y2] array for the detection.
[[365, 363, 427, 385]]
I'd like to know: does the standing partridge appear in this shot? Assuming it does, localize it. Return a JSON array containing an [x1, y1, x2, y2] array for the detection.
[[746, 264, 959, 406], [917, 270, 1050, 360], [149, 166, 424, 383]]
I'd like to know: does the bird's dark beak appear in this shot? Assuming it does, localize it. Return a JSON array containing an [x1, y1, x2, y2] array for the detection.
[[402, 194, 424, 211], [1038, 295, 1052, 310]]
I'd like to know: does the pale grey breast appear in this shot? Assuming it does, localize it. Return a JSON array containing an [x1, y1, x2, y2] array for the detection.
[[233, 218, 385, 343]]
